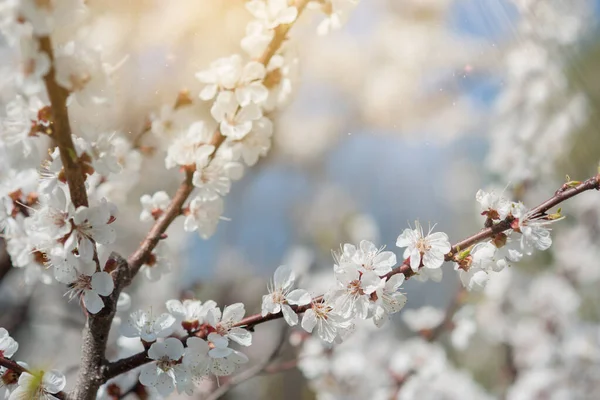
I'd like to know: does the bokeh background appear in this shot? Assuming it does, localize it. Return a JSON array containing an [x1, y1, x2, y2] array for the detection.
[[2, 0, 600, 398]]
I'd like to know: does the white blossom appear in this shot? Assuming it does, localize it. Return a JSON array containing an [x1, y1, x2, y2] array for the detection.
[[396, 221, 451, 272], [140, 191, 171, 222], [206, 303, 252, 346], [229, 116, 273, 166], [301, 298, 350, 343], [121, 310, 177, 342], [476, 189, 511, 221], [139, 338, 190, 397], [197, 54, 268, 106], [183, 196, 223, 239], [373, 274, 407, 327], [192, 155, 244, 200], [262, 265, 311, 326], [64, 199, 118, 262], [165, 121, 215, 169], [184, 334, 249, 377], [166, 299, 217, 331], [331, 263, 383, 319], [211, 91, 262, 140], [241, 21, 274, 58], [9, 369, 66, 400], [455, 242, 500, 292]]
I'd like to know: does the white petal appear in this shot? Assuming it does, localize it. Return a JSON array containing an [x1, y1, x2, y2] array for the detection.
[[301, 309, 317, 333], [273, 264, 294, 290], [281, 304, 298, 326], [228, 327, 252, 347], [91, 272, 114, 296], [83, 290, 104, 314], [286, 289, 311, 306]]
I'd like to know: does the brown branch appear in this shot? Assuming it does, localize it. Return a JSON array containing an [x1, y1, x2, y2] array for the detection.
[[70, 253, 130, 400], [0, 357, 68, 400], [103, 174, 600, 382], [127, 169, 195, 276], [39, 36, 88, 208]]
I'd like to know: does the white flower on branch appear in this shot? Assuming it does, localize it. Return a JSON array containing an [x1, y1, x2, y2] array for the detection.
[[140, 191, 171, 222], [396, 221, 451, 272], [263, 53, 298, 112], [64, 199, 118, 263], [511, 202, 556, 255], [301, 298, 350, 343], [0, 95, 47, 157], [0, 328, 18, 358], [139, 338, 190, 397], [211, 91, 262, 140], [349, 240, 397, 276], [454, 242, 501, 292], [331, 262, 383, 320], [262, 265, 311, 326], [229, 116, 273, 166], [183, 196, 224, 239], [184, 334, 249, 377], [165, 121, 215, 169], [54, 41, 112, 107], [476, 188, 510, 221], [192, 154, 244, 201], [166, 299, 217, 332], [121, 310, 177, 343], [373, 274, 407, 327], [9, 368, 66, 400], [206, 303, 252, 347], [246, 0, 298, 29], [197, 54, 268, 106]]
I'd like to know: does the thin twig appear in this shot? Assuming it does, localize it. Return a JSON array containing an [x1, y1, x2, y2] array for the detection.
[[39, 36, 88, 209]]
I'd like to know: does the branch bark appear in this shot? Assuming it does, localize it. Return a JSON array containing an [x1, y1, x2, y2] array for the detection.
[[39, 36, 88, 208]]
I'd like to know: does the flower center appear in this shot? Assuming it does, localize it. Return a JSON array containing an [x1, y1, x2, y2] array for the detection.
[[348, 280, 364, 296], [157, 356, 178, 372], [416, 238, 430, 253]]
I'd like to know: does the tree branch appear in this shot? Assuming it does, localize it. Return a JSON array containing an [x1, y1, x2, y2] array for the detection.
[[103, 173, 600, 381], [39, 36, 88, 208]]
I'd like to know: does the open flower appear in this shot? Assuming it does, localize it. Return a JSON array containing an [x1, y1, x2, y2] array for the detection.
[[261, 265, 311, 326], [9, 369, 66, 400], [211, 91, 262, 140], [165, 121, 215, 169], [166, 299, 217, 332], [246, 0, 298, 29], [206, 303, 252, 346], [140, 242, 172, 282], [476, 189, 510, 221], [331, 264, 383, 319], [184, 334, 249, 377], [301, 298, 349, 343], [183, 197, 223, 239], [139, 338, 190, 397], [121, 310, 177, 342], [454, 242, 500, 292], [373, 274, 407, 327], [396, 221, 451, 272], [65, 199, 118, 263]]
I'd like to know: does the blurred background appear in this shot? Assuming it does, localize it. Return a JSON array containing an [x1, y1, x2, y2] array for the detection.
[[2, 0, 600, 398]]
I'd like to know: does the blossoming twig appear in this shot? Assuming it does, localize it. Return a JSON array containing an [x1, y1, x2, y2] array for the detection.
[[103, 173, 600, 382]]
